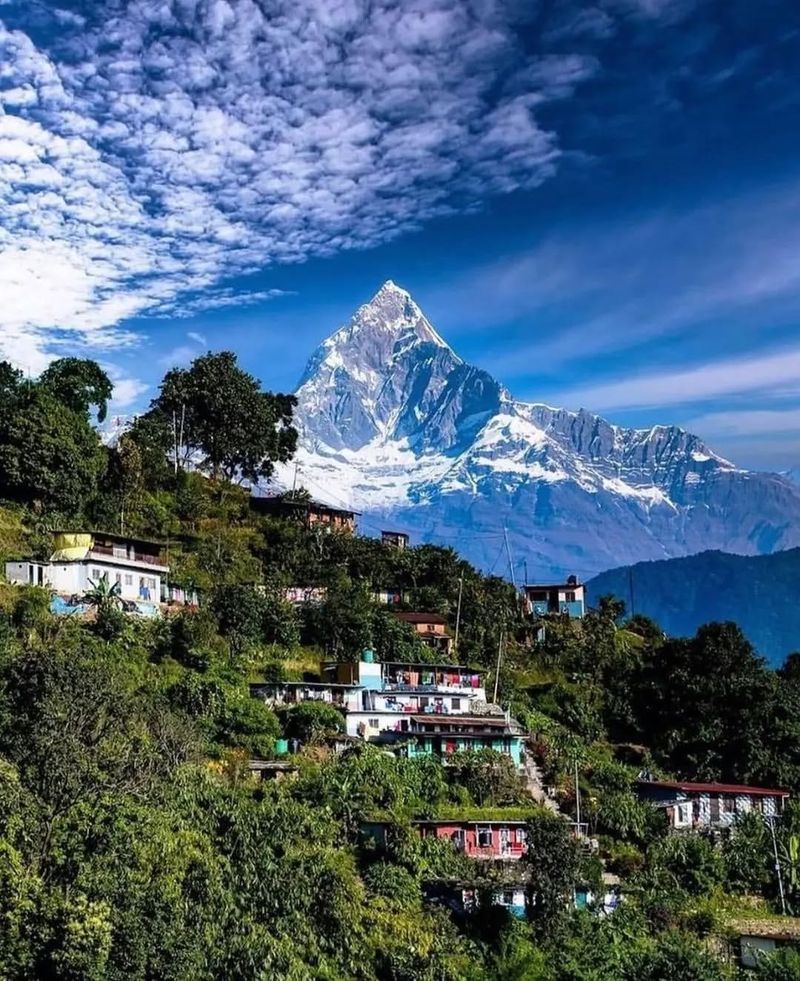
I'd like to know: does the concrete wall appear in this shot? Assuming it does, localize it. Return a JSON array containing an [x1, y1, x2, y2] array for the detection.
[[83, 561, 161, 601], [5, 560, 161, 603]]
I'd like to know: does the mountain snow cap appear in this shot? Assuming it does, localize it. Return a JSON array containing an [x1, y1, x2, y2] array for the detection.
[[341, 280, 458, 357]]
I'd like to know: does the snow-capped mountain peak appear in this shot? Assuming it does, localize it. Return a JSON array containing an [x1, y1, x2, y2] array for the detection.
[[295, 281, 492, 453], [301, 280, 456, 383], [282, 283, 800, 578]]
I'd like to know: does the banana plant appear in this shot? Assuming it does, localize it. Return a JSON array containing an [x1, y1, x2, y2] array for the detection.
[[778, 831, 800, 912], [82, 574, 123, 615]]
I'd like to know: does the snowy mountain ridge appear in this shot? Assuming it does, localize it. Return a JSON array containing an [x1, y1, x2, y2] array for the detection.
[[279, 281, 800, 578]]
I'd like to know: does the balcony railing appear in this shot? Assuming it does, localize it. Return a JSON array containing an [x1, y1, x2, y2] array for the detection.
[[89, 545, 165, 567], [384, 678, 480, 691]]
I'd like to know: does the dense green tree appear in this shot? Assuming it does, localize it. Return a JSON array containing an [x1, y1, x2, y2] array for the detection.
[[148, 351, 297, 483], [371, 607, 429, 661], [447, 749, 527, 807], [487, 924, 551, 981], [363, 862, 421, 907], [525, 811, 582, 940], [622, 930, 731, 980], [634, 622, 775, 782], [213, 691, 280, 758], [302, 578, 376, 657], [722, 811, 774, 895], [39, 358, 113, 423], [646, 834, 724, 897], [0, 388, 106, 515], [0, 642, 190, 822], [281, 701, 345, 743], [124, 413, 174, 490], [587, 760, 659, 843], [210, 583, 298, 656], [0, 362, 23, 417]]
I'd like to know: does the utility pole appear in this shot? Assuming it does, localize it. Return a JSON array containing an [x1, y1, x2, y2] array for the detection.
[[503, 525, 517, 590], [492, 629, 504, 704], [454, 574, 464, 656], [178, 403, 186, 470], [767, 816, 787, 915], [523, 558, 529, 587], [172, 410, 178, 476]]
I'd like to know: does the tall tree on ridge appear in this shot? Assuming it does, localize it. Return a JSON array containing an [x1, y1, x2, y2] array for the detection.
[[147, 351, 297, 484], [39, 358, 114, 423]]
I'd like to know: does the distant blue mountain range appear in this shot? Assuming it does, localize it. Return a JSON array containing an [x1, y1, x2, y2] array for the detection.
[[588, 549, 800, 666]]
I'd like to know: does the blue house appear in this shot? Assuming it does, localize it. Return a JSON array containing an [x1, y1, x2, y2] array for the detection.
[[404, 713, 525, 768], [523, 575, 585, 618]]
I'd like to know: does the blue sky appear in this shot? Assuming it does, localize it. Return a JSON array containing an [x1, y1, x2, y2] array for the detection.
[[1, 0, 799, 470]]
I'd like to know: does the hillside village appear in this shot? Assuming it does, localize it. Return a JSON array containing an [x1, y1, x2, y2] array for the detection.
[[1, 354, 800, 978]]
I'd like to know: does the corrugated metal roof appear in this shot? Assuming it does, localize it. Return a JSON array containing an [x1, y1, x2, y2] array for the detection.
[[395, 612, 448, 625], [637, 779, 789, 797]]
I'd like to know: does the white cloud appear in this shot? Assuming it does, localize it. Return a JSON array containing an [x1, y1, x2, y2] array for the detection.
[[431, 178, 800, 375], [552, 345, 800, 412], [160, 289, 296, 319], [107, 375, 148, 409], [158, 345, 200, 369], [685, 408, 800, 438], [0, 1, 606, 368]]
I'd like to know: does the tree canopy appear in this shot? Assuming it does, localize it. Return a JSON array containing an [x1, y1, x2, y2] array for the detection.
[[146, 351, 297, 483]]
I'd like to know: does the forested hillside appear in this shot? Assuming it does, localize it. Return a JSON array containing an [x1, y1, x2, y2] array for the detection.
[[588, 550, 800, 665], [0, 353, 799, 979]]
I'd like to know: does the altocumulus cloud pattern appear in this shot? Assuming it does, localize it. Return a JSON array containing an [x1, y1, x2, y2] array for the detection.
[[0, 0, 606, 369]]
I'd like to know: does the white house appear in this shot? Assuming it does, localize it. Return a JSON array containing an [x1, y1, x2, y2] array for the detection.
[[250, 653, 492, 742], [4, 531, 168, 604], [636, 778, 790, 830]]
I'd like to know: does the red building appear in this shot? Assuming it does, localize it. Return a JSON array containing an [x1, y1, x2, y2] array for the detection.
[[394, 612, 453, 656], [415, 819, 529, 860], [363, 817, 530, 861]]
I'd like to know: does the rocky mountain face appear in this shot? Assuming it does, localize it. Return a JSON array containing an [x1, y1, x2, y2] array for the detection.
[[295, 281, 503, 455], [283, 281, 800, 578]]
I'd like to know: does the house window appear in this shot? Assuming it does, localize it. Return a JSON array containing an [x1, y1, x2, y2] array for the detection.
[[147, 578, 156, 590], [675, 803, 692, 827], [124, 574, 133, 586], [515, 828, 527, 844], [722, 796, 735, 813], [451, 698, 461, 711], [115, 573, 122, 584], [368, 719, 379, 729], [502, 889, 515, 906], [477, 826, 492, 848], [565, 591, 576, 602], [91, 568, 101, 579]]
